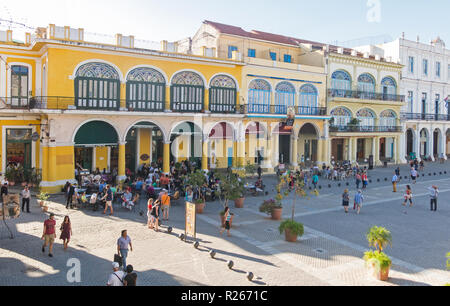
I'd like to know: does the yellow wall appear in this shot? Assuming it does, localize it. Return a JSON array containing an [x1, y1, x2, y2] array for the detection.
[[138, 129, 151, 165], [95, 147, 108, 171]]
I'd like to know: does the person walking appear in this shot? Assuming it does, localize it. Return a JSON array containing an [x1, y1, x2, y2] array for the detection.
[[361, 172, 368, 189], [402, 185, 413, 210], [66, 183, 75, 209], [41, 213, 56, 257], [117, 230, 133, 272], [312, 173, 319, 190], [220, 206, 232, 237], [161, 190, 171, 221], [410, 167, 418, 184], [392, 172, 399, 193], [147, 198, 154, 229], [123, 265, 137, 286], [107, 262, 125, 286], [342, 189, 350, 213], [428, 185, 439, 212], [102, 185, 114, 216], [354, 190, 364, 215], [151, 200, 160, 232], [59, 216, 72, 251], [355, 172, 362, 190], [21, 185, 31, 213]]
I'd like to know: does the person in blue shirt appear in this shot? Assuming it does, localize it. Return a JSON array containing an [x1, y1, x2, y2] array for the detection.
[[135, 179, 143, 193], [354, 190, 364, 215], [99, 181, 106, 193]]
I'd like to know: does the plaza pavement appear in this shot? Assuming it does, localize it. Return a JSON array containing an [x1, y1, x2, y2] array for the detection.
[[0, 162, 449, 286]]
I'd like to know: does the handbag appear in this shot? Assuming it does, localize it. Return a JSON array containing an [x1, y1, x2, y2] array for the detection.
[[114, 254, 123, 267]]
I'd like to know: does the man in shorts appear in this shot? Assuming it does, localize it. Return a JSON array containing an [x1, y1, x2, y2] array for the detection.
[[41, 213, 56, 257], [161, 190, 171, 221], [102, 185, 114, 216], [410, 167, 418, 184]]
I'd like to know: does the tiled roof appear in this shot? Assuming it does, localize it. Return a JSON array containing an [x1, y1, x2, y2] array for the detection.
[[203, 20, 395, 63]]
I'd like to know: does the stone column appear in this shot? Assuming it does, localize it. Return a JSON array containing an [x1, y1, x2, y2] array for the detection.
[[347, 138, 353, 161], [118, 141, 126, 181], [374, 137, 380, 166], [265, 135, 273, 168], [163, 141, 171, 174], [291, 134, 298, 166], [202, 140, 209, 172], [395, 136, 400, 164], [351, 138, 357, 163], [428, 130, 435, 161]]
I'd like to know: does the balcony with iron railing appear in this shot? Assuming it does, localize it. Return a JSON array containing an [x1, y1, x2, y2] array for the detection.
[[328, 89, 405, 103], [401, 112, 450, 121], [0, 97, 328, 117], [329, 125, 403, 133]]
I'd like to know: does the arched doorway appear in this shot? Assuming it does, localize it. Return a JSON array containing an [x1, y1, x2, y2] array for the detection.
[[245, 122, 266, 166], [74, 120, 119, 177], [170, 122, 203, 167], [273, 123, 292, 165], [298, 123, 319, 165], [208, 122, 235, 168], [433, 128, 442, 158], [420, 128, 429, 157], [406, 129, 415, 158], [125, 122, 165, 176]]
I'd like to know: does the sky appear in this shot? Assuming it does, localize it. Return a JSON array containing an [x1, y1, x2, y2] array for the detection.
[[0, 0, 448, 47]]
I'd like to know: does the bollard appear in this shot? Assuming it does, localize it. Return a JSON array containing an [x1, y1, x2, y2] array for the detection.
[[318, 186, 322, 190], [179, 233, 185, 241], [338, 183, 341, 187], [194, 241, 200, 249], [346, 182, 349, 186], [328, 184, 331, 188], [377, 179, 380, 182], [227, 260, 234, 270], [247, 272, 254, 281], [167, 227, 173, 234], [209, 250, 216, 258]]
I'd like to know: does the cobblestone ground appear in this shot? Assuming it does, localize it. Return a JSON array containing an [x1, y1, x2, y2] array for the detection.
[[1, 162, 449, 286]]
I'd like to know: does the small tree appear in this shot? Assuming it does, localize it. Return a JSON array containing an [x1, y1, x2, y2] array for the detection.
[[186, 170, 207, 202], [366, 226, 392, 253], [244, 161, 257, 179], [216, 172, 244, 208]]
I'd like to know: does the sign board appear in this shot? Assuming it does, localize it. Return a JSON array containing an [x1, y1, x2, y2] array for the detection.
[[185, 202, 196, 239]]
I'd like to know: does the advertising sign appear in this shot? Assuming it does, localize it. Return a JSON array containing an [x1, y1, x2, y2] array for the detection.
[[185, 202, 196, 239]]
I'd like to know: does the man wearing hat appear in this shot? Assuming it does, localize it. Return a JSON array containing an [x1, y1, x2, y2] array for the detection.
[[107, 262, 125, 286], [429, 185, 439, 211]]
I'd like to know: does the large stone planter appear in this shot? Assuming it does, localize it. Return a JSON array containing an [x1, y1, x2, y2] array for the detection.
[[234, 198, 245, 208], [271, 208, 283, 220], [284, 228, 298, 243], [195, 202, 205, 214]]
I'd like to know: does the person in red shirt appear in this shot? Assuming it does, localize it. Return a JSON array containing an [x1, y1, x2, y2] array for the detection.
[[41, 213, 56, 257]]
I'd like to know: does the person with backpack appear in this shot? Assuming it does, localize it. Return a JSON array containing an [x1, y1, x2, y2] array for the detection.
[[342, 189, 350, 213], [428, 185, 439, 212], [361, 172, 368, 189], [312, 173, 319, 190], [107, 262, 125, 286], [354, 190, 364, 215]]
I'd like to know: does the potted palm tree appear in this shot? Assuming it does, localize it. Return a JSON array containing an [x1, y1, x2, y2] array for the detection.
[[363, 226, 393, 281]]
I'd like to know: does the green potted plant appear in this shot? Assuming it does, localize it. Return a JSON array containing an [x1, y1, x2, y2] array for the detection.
[[279, 219, 304, 242], [37, 192, 50, 207], [347, 117, 360, 132], [259, 198, 283, 220], [363, 226, 393, 281], [186, 170, 207, 213], [216, 172, 245, 209], [5, 167, 16, 186]]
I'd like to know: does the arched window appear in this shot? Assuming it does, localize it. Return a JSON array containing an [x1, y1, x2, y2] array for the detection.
[[275, 82, 295, 114], [126, 67, 165, 112], [248, 79, 271, 113], [171, 71, 204, 112], [379, 110, 397, 131], [356, 108, 376, 131], [381, 77, 397, 100], [357, 73, 376, 99], [75, 62, 120, 110], [209, 75, 237, 113], [331, 107, 352, 128], [331, 70, 351, 97], [299, 84, 319, 115], [10, 65, 29, 107]]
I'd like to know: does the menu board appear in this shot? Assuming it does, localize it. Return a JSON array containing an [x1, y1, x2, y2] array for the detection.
[[185, 202, 196, 239]]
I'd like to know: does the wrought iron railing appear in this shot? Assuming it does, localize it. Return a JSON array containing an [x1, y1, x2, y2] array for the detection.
[[328, 89, 405, 102], [244, 104, 327, 116], [401, 112, 450, 121], [329, 125, 402, 133]]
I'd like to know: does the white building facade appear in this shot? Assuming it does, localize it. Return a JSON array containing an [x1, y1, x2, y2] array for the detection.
[[374, 37, 450, 161]]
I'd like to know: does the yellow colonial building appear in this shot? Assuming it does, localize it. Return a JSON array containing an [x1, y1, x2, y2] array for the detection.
[[0, 21, 405, 193], [325, 48, 405, 165]]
